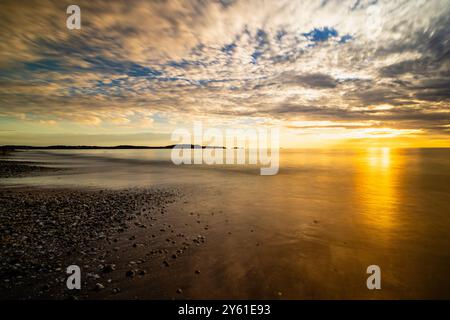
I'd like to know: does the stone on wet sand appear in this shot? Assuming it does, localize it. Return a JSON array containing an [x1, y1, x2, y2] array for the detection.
[[125, 270, 136, 278], [102, 264, 116, 273], [95, 283, 105, 291]]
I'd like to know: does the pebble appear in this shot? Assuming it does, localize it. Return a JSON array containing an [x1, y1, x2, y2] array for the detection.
[[126, 270, 135, 278], [112, 287, 120, 294], [95, 283, 105, 291], [102, 264, 116, 273], [138, 270, 146, 276]]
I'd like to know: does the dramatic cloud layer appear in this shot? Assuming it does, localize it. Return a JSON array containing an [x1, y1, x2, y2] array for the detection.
[[0, 0, 449, 146]]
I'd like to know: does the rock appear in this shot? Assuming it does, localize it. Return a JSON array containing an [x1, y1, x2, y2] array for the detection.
[[126, 270, 135, 278], [195, 270, 200, 275], [87, 272, 100, 279], [138, 270, 146, 276], [95, 283, 105, 291], [102, 264, 116, 273], [176, 288, 183, 294], [112, 288, 121, 294]]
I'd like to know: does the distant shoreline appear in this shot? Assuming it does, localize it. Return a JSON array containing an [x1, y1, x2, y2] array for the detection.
[[1, 144, 230, 151]]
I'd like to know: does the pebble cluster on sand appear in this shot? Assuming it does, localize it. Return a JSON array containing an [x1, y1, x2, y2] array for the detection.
[[0, 159, 221, 299], [0, 160, 65, 178], [0, 187, 180, 299]]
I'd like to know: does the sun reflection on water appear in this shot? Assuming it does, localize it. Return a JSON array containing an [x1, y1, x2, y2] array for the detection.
[[355, 148, 402, 238]]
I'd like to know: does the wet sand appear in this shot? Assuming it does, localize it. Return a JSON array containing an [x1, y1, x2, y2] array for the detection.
[[0, 160, 226, 299], [0, 185, 184, 299], [0, 160, 66, 178], [0, 160, 269, 299]]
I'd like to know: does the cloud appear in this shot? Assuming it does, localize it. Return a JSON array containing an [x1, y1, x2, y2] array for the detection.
[[286, 73, 338, 89], [0, 0, 448, 145]]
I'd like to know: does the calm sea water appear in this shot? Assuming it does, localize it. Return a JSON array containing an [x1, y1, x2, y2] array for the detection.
[[2, 148, 450, 298]]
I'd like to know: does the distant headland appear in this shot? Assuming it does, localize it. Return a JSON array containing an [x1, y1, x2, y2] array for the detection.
[[1, 144, 230, 152]]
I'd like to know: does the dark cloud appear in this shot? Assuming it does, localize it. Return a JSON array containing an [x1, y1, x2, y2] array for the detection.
[[275, 72, 338, 89]]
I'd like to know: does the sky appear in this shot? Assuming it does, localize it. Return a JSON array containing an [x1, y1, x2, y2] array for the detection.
[[0, 0, 449, 147]]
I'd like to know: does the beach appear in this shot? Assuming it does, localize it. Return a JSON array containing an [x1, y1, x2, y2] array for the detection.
[[0, 157, 231, 299], [0, 182, 182, 299], [1, 149, 450, 299]]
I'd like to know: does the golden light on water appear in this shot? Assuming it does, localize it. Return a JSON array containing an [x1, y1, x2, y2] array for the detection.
[[367, 147, 391, 169], [355, 148, 402, 238]]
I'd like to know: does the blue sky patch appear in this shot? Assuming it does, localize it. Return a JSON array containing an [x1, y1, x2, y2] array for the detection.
[[302, 27, 353, 46], [222, 43, 237, 55], [251, 51, 263, 64], [339, 34, 353, 44], [303, 27, 338, 42]]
